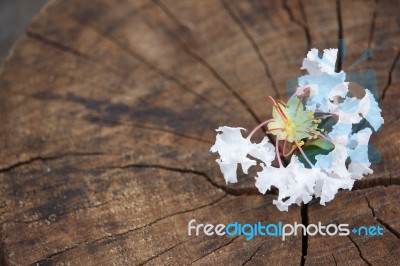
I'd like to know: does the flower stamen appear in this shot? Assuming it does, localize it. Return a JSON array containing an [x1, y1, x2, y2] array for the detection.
[[268, 96, 288, 121]]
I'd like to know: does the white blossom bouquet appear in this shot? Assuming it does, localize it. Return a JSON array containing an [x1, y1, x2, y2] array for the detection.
[[210, 48, 384, 211]]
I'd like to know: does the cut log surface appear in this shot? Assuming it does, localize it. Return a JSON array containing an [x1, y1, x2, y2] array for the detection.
[[0, 0, 399, 265]]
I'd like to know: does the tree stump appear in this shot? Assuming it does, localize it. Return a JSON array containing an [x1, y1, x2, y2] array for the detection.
[[0, 0, 399, 265]]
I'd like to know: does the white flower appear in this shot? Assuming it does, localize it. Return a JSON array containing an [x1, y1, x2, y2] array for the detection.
[[255, 156, 321, 211], [299, 72, 348, 113], [210, 126, 275, 183], [209, 47, 384, 211], [256, 155, 355, 210]]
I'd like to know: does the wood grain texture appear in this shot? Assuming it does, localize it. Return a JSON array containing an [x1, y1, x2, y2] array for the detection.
[[0, 0, 399, 265]]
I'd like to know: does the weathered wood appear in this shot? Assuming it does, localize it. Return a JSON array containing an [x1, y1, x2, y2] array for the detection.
[[306, 186, 400, 265], [0, 0, 399, 265]]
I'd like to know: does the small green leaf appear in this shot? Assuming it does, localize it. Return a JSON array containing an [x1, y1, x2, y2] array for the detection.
[[308, 139, 335, 150]]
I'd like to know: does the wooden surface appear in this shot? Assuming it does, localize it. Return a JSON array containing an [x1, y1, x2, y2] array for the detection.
[[0, 0, 399, 265]]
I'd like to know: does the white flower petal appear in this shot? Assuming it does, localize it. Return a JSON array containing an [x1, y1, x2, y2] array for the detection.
[[255, 165, 284, 194], [256, 156, 322, 211], [210, 126, 275, 184], [301, 48, 338, 75], [358, 90, 384, 131], [348, 163, 373, 180], [315, 175, 354, 205], [315, 141, 351, 179], [248, 137, 275, 167], [347, 128, 374, 179], [240, 158, 257, 174], [216, 159, 239, 183], [337, 97, 364, 124]]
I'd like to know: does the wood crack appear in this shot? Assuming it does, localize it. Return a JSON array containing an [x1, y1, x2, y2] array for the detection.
[[335, 0, 344, 72], [85, 193, 228, 253], [365, 196, 400, 238], [150, 0, 190, 32], [368, 0, 380, 50], [365, 195, 377, 216], [220, 0, 280, 98], [190, 235, 239, 265], [0, 152, 106, 173], [150, 0, 286, 162], [30, 193, 227, 265], [346, 234, 372, 266], [100, 163, 259, 196], [2, 198, 114, 226], [1, 164, 230, 225], [381, 52, 400, 99], [332, 253, 338, 266], [335, 219, 372, 265], [282, 0, 312, 50], [26, 31, 122, 77], [70, 15, 223, 111], [0, 243, 9, 266], [300, 203, 308, 266], [138, 238, 192, 265], [150, 0, 266, 126], [353, 177, 400, 190], [388, 114, 400, 125], [78, 115, 213, 144], [28, 26, 220, 111], [241, 241, 266, 266], [29, 239, 90, 266], [376, 218, 400, 239]]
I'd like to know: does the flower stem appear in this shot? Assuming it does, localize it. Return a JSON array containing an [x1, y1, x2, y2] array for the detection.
[[247, 119, 275, 140], [283, 140, 296, 157], [296, 142, 314, 168], [283, 140, 287, 156], [276, 138, 283, 168]]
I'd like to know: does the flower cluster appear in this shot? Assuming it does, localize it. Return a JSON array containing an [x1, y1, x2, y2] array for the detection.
[[210, 48, 384, 211]]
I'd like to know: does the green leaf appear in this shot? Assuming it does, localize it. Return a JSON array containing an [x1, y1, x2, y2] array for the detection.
[[298, 145, 333, 168], [307, 139, 335, 150]]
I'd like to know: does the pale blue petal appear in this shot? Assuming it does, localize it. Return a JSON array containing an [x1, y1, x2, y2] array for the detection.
[[339, 97, 360, 113], [315, 153, 333, 168], [298, 72, 346, 112], [328, 122, 352, 138], [363, 90, 384, 131]]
